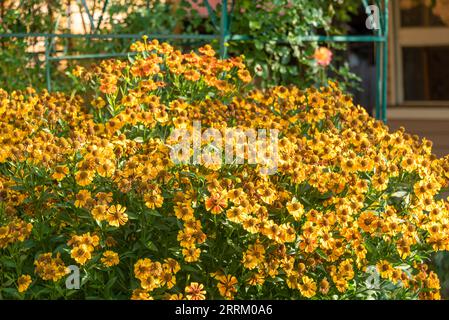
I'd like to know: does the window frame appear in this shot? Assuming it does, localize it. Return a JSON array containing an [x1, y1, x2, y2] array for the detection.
[[393, 0, 449, 105]]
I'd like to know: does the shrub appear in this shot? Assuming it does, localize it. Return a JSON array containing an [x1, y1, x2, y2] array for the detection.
[[1, 40, 449, 300], [0, 1, 361, 92], [226, 0, 362, 89]]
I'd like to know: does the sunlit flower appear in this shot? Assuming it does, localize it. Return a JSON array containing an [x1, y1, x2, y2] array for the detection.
[[101, 250, 120, 267], [17, 275, 32, 293], [217, 274, 238, 299], [298, 276, 317, 298], [185, 282, 206, 300], [107, 204, 128, 227], [314, 47, 333, 67]]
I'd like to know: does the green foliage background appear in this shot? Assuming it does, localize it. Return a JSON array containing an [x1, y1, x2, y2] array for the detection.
[[1, 0, 360, 92]]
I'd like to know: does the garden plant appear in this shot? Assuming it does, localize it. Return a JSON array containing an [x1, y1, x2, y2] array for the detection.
[[1, 39, 449, 300]]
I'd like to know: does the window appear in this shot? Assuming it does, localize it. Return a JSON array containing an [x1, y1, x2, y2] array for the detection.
[[393, 0, 449, 104], [400, 0, 449, 27], [403, 46, 449, 100]]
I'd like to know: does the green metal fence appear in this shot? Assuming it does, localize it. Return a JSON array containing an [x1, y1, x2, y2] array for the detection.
[[0, 0, 389, 122]]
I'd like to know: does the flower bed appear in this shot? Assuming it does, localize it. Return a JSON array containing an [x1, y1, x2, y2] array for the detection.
[[1, 39, 449, 300]]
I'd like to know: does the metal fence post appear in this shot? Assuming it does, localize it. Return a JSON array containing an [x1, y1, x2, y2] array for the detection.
[[203, 0, 219, 30], [45, 36, 52, 92], [95, 0, 110, 33], [219, 0, 228, 58], [375, 45, 381, 120], [80, 0, 95, 32]]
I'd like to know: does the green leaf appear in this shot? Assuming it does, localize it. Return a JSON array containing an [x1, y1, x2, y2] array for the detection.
[[145, 241, 159, 252], [249, 20, 262, 31], [147, 210, 162, 217], [252, 41, 262, 51], [1, 288, 20, 299]]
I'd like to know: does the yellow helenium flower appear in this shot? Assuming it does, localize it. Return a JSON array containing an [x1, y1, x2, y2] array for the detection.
[[107, 204, 128, 227], [71, 245, 92, 265], [298, 276, 317, 298], [17, 274, 32, 293], [101, 251, 120, 267], [185, 282, 206, 300]]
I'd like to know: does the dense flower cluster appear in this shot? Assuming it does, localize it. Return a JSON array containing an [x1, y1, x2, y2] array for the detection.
[[1, 39, 449, 300], [34, 253, 69, 282], [0, 219, 32, 249]]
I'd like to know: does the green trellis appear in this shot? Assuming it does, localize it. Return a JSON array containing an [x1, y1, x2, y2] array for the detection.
[[0, 0, 389, 122]]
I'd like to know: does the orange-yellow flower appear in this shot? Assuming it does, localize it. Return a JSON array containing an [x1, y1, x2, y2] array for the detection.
[[217, 274, 238, 299], [237, 69, 252, 83], [52, 165, 69, 181], [107, 204, 128, 227], [75, 170, 94, 187], [377, 260, 394, 279], [71, 245, 92, 265], [74, 189, 91, 208], [185, 282, 206, 300], [17, 274, 32, 293], [182, 247, 201, 263], [298, 276, 317, 298], [314, 47, 333, 67], [101, 250, 120, 267], [205, 192, 228, 214]]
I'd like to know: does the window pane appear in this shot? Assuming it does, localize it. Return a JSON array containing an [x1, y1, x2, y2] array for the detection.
[[400, 0, 449, 27], [403, 46, 449, 101]]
